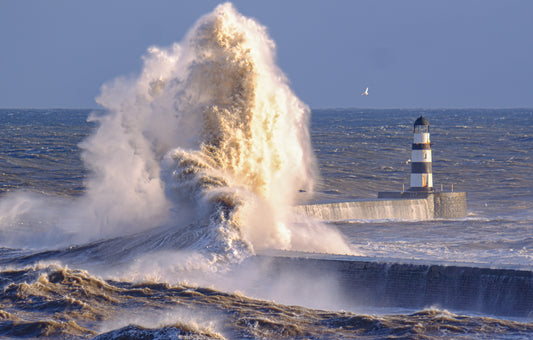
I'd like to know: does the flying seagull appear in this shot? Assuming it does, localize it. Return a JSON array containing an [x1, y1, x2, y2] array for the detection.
[[361, 87, 369, 96]]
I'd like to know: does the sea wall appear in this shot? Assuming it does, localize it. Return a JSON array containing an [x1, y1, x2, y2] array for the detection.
[[293, 198, 432, 221], [294, 191, 466, 221], [250, 252, 533, 317]]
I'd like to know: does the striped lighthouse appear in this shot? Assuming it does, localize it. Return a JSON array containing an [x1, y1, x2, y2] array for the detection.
[[409, 116, 433, 191]]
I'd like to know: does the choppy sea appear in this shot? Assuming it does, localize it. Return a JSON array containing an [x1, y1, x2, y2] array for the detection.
[[0, 108, 532, 339]]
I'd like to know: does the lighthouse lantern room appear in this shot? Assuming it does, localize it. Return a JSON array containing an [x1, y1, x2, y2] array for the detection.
[[409, 116, 433, 191]]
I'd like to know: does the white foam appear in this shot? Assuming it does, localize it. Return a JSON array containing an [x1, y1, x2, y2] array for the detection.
[[0, 3, 351, 258]]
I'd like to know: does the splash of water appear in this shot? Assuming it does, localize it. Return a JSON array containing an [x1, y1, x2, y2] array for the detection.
[[0, 3, 350, 258], [157, 4, 318, 254], [95, 3, 351, 256]]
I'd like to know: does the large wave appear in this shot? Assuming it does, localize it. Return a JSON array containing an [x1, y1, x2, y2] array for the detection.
[[0, 3, 350, 261]]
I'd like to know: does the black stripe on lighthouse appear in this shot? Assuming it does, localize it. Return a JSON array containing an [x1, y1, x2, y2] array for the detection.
[[412, 143, 432, 150], [411, 162, 432, 173]]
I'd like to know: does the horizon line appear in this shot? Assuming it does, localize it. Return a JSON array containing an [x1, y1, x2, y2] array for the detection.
[[2, 106, 533, 111]]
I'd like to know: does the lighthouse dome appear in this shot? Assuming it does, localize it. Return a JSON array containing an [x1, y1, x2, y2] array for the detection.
[[414, 116, 429, 126]]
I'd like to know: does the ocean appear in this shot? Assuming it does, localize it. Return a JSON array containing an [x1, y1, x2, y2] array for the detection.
[[1, 3, 533, 339], [1, 107, 532, 339]]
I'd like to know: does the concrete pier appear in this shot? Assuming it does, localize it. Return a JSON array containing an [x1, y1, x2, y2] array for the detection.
[[295, 191, 466, 221], [294, 198, 432, 221], [250, 251, 533, 317], [378, 191, 467, 219]]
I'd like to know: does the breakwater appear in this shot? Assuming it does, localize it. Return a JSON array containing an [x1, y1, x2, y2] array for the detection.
[[294, 198, 432, 221], [250, 251, 533, 317], [295, 192, 466, 221]]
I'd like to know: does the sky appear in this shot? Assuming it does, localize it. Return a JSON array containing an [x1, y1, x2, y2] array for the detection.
[[1, 0, 532, 109]]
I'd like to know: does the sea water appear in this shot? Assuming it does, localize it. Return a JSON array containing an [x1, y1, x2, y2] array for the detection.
[[2, 110, 532, 339], [1, 3, 533, 339]]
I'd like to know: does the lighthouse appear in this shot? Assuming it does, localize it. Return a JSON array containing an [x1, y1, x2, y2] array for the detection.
[[409, 116, 433, 191], [376, 115, 466, 218]]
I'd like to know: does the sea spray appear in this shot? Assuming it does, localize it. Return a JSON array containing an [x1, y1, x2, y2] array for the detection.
[[155, 3, 349, 255], [0, 3, 350, 257], [92, 2, 348, 257]]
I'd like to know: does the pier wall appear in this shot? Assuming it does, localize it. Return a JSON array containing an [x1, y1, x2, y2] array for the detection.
[[250, 252, 533, 317], [294, 198, 432, 221], [295, 192, 466, 221]]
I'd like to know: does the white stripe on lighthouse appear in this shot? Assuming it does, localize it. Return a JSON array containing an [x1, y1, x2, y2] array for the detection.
[[411, 150, 432, 162], [413, 133, 430, 144]]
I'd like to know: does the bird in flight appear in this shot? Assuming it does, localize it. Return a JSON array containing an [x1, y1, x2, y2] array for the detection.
[[361, 87, 369, 96]]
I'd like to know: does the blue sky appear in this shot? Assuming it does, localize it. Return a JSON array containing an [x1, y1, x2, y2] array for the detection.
[[1, 0, 532, 109]]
